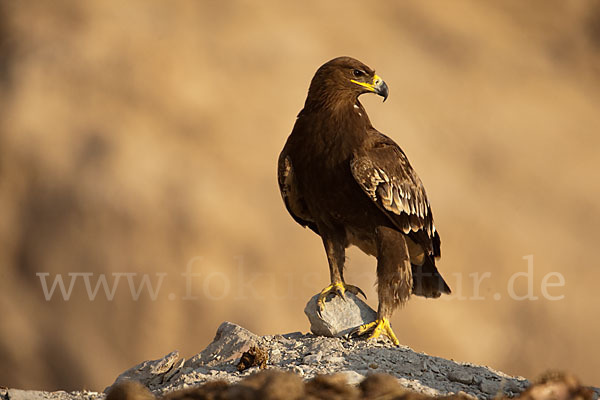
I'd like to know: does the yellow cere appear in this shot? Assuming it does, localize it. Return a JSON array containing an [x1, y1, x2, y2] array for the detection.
[[351, 74, 382, 92]]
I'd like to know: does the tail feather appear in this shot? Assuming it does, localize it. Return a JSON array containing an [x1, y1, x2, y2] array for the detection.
[[411, 256, 451, 298]]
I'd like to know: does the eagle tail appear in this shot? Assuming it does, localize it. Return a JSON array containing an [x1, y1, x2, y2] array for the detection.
[[411, 256, 451, 298]]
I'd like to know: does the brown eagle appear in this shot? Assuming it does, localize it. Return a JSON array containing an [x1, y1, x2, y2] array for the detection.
[[278, 57, 450, 345]]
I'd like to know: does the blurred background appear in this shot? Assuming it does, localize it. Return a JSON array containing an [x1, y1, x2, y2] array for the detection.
[[1, 0, 599, 392]]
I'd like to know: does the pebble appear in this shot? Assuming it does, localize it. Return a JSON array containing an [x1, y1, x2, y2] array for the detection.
[[447, 369, 474, 384], [480, 380, 500, 394], [503, 379, 522, 393], [326, 356, 346, 364], [339, 370, 365, 385], [303, 352, 323, 364]]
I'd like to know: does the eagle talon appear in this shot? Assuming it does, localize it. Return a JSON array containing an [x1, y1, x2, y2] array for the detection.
[[317, 282, 366, 312], [349, 318, 399, 346], [346, 284, 367, 300]]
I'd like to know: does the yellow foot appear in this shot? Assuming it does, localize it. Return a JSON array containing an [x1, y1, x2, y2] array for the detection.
[[350, 318, 400, 346], [317, 282, 366, 313]]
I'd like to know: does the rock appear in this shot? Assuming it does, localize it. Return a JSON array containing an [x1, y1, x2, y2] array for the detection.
[[282, 332, 304, 340], [269, 348, 282, 364], [304, 291, 377, 337], [303, 351, 323, 364], [184, 321, 260, 369], [11, 321, 600, 400], [339, 370, 365, 385], [480, 380, 501, 395], [326, 356, 346, 364], [504, 378, 524, 393], [447, 369, 474, 385], [104, 350, 182, 393]]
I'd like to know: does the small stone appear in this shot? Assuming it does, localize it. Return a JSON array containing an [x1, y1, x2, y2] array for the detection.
[[447, 369, 474, 385], [339, 370, 365, 385], [304, 292, 377, 337], [480, 380, 501, 394], [283, 332, 304, 339], [369, 363, 378, 369], [292, 366, 304, 376], [504, 379, 521, 393], [326, 356, 346, 364], [303, 352, 323, 364]]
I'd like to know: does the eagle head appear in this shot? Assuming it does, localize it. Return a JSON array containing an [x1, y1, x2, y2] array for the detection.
[[307, 57, 389, 107]]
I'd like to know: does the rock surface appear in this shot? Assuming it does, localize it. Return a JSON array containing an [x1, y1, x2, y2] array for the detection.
[[1, 322, 598, 400], [304, 292, 377, 338], [183, 321, 261, 370], [104, 351, 183, 393]]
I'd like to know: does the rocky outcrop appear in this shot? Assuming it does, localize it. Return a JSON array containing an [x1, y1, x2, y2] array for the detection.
[[1, 322, 598, 400]]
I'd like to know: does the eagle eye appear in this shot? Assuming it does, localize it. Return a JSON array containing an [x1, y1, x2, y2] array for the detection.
[[353, 69, 365, 78]]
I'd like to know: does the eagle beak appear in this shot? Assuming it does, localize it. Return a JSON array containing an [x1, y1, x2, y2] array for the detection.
[[374, 75, 389, 102], [352, 74, 389, 102]]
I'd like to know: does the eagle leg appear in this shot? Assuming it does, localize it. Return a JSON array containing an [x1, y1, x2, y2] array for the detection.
[[349, 317, 399, 346], [349, 226, 413, 346], [317, 234, 366, 316]]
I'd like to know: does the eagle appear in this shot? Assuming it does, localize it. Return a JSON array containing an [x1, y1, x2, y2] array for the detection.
[[278, 57, 450, 345]]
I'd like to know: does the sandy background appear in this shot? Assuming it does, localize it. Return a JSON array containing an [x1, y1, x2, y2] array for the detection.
[[1, 0, 599, 391]]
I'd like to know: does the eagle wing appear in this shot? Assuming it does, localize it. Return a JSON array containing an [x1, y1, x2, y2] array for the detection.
[[277, 151, 319, 234], [350, 133, 440, 258]]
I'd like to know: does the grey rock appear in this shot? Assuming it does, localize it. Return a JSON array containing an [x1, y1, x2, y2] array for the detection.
[[184, 321, 260, 369], [9, 321, 586, 400], [326, 356, 346, 364], [447, 369, 474, 385], [306, 338, 344, 355], [398, 377, 441, 396], [104, 350, 182, 393], [323, 353, 346, 364], [303, 351, 323, 364], [504, 379, 523, 393], [339, 370, 365, 385], [269, 348, 282, 364], [304, 291, 377, 337], [283, 332, 304, 339], [480, 380, 501, 395]]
